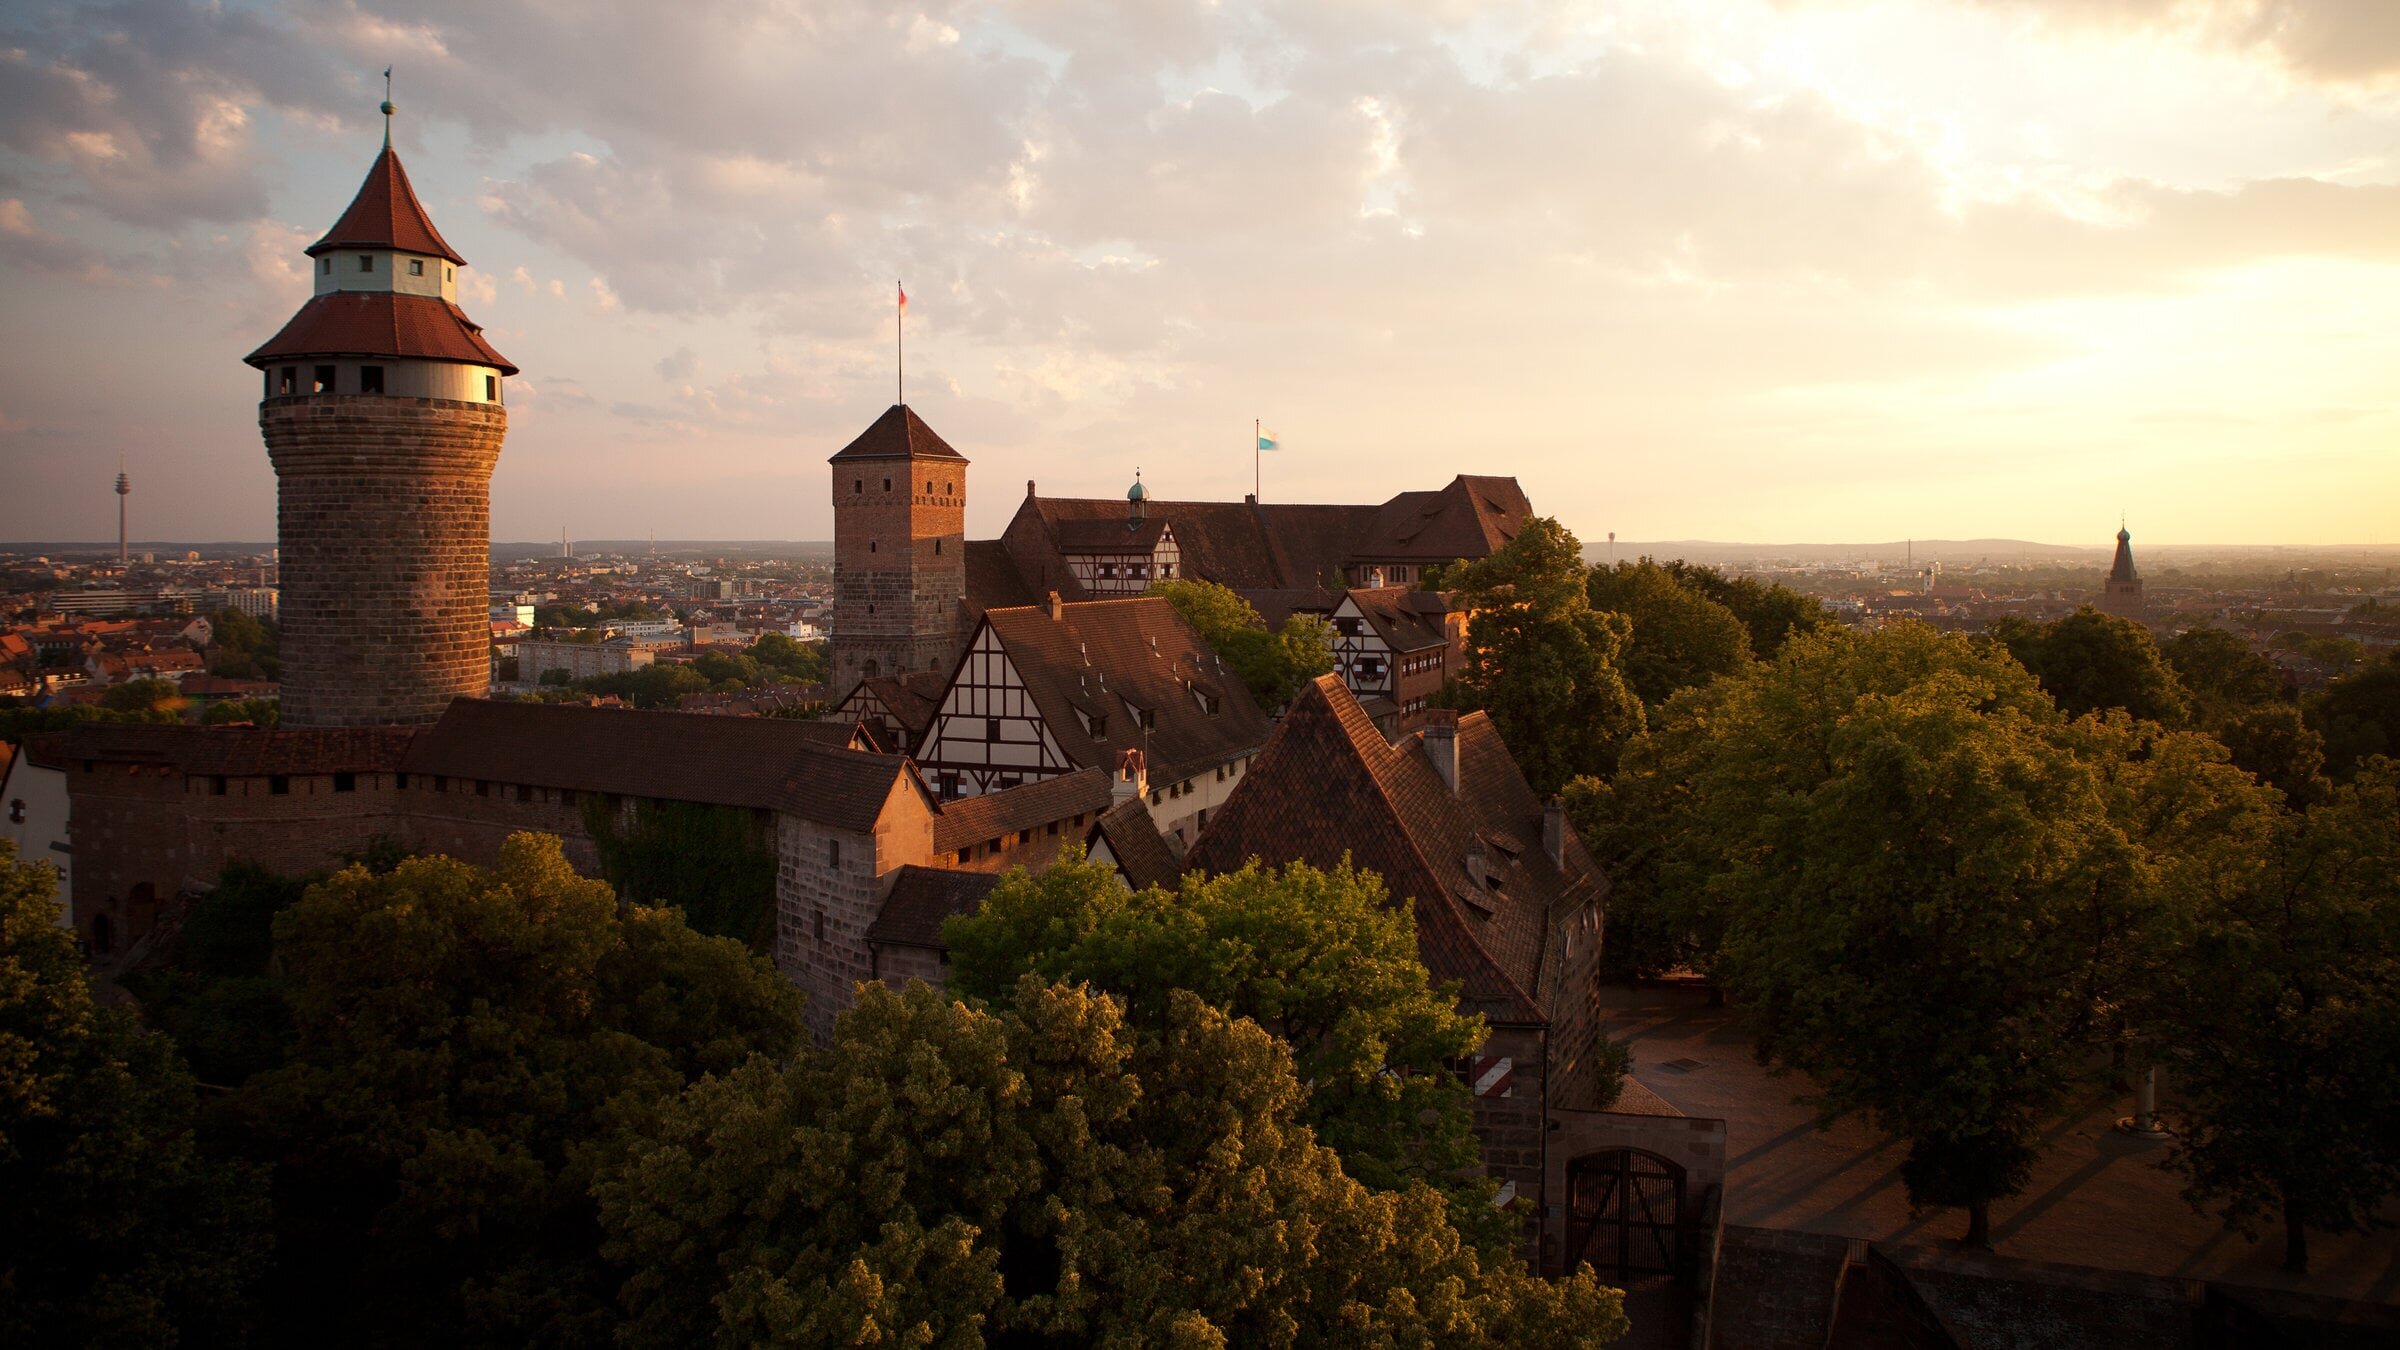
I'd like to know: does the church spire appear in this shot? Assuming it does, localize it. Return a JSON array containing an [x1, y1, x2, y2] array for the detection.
[[380, 66, 394, 148]]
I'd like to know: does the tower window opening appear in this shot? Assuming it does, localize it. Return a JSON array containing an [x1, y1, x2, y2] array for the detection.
[[320, 257, 332, 275], [446, 266, 453, 281], [358, 254, 374, 273], [946, 481, 954, 493], [925, 479, 933, 493], [485, 374, 498, 400], [408, 258, 424, 276], [313, 365, 335, 393], [883, 477, 892, 491], [360, 365, 385, 395], [854, 479, 863, 494], [869, 540, 877, 554], [279, 367, 296, 395], [934, 539, 942, 555]]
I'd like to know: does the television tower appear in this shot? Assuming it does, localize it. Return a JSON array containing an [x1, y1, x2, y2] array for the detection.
[[115, 454, 130, 563]]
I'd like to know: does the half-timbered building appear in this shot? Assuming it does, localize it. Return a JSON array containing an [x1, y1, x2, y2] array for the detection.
[[909, 593, 1274, 844], [1328, 586, 1461, 732]]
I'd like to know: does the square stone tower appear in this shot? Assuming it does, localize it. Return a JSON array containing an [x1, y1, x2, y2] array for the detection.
[[243, 107, 513, 728], [828, 405, 968, 700]]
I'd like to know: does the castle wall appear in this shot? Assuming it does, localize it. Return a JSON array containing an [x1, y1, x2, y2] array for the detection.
[[775, 777, 937, 1043], [263, 394, 504, 728]]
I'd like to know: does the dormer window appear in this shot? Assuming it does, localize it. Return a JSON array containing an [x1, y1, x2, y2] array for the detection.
[[358, 254, 374, 272], [409, 259, 424, 276]]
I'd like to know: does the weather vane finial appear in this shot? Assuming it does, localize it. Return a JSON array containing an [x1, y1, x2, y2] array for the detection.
[[381, 66, 395, 147]]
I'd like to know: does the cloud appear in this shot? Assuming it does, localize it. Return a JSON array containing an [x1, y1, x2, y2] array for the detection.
[[1937, 1, 2400, 87]]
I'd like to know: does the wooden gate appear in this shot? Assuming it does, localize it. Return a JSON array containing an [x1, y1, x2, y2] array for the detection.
[[1564, 1149, 1686, 1279]]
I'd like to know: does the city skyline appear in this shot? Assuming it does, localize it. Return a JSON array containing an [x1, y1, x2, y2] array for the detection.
[[4, 1, 2398, 547]]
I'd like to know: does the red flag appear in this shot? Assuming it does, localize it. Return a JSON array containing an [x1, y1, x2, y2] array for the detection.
[[897, 280, 908, 310]]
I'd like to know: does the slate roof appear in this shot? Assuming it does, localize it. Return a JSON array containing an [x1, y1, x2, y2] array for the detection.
[[827, 404, 968, 462], [1054, 517, 1172, 552], [1238, 588, 1340, 629], [932, 766, 1110, 854], [1186, 675, 1606, 1027], [245, 292, 518, 373], [981, 598, 1274, 786], [401, 699, 913, 830], [22, 723, 416, 776], [867, 866, 1002, 949], [308, 146, 466, 264], [1088, 795, 1186, 892]]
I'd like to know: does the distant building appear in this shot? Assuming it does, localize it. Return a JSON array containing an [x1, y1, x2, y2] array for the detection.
[[516, 639, 655, 682], [207, 586, 281, 620], [2100, 524, 2145, 617]]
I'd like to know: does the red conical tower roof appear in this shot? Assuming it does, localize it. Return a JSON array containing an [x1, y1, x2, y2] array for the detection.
[[306, 145, 466, 265]]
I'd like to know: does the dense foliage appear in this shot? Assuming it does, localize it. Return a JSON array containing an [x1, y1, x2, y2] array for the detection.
[[207, 607, 280, 680], [1988, 606, 2190, 725], [582, 796, 779, 948], [1584, 560, 1752, 706], [1, 841, 272, 1347], [217, 834, 808, 1346], [598, 977, 1626, 1347], [943, 852, 1526, 1252], [1147, 578, 1336, 710]]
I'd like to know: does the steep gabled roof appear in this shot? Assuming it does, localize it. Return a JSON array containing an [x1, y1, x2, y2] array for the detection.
[[1187, 675, 1604, 1026], [308, 146, 466, 264], [827, 404, 968, 462], [244, 291, 517, 373], [981, 597, 1274, 786], [1089, 795, 1186, 891], [1343, 586, 1450, 653], [932, 766, 1110, 854], [868, 866, 1002, 949], [963, 539, 1040, 614], [1354, 475, 1531, 563]]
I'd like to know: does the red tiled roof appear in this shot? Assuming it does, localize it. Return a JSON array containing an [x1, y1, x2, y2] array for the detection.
[[932, 766, 1110, 854], [1346, 586, 1450, 653], [1055, 517, 1172, 552], [827, 404, 968, 462], [1354, 476, 1531, 563], [867, 866, 1002, 949], [1188, 675, 1605, 1026], [245, 291, 518, 374], [401, 699, 915, 830], [308, 146, 465, 264], [22, 723, 415, 776], [981, 598, 1275, 787], [963, 539, 1040, 615], [1088, 795, 1186, 891]]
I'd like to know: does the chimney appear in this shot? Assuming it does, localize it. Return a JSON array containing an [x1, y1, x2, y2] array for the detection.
[[1027, 479, 1037, 497], [1111, 748, 1148, 803], [1542, 794, 1565, 867], [1421, 709, 1459, 796], [1048, 590, 1065, 621]]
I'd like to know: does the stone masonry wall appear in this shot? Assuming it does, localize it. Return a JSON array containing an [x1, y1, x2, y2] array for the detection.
[[831, 456, 965, 697], [262, 394, 504, 728], [1474, 1023, 1550, 1213]]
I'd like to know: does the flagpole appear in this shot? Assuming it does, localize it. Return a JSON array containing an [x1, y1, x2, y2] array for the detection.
[[1254, 418, 1260, 502], [896, 281, 905, 406]]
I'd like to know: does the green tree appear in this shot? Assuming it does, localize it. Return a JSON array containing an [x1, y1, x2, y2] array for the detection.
[[123, 861, 308, 1087], [1989, 606, 2190, 724], [1437, 517, 1644, 793], [208, 607, 280, 680], [199, 696, 280, 727], [1659, 561, 1831, 660], [1, 841, 272, 1347], [2161, 625, 2282, 719], [2211, 702, 2327, 806], [100, 677, 186, 715], [942, 852, 1524, 1251], [2146, 762, 2400, 1273], [749, 632, 827, 683], [1147, 578, 1335, 710], [2273, 631, 2368, 674], [2308, 650, 2400, 780], [221, 833, 808, 1347], [1585, 559, 1753, 705], [596, 978, 1626, 1348]]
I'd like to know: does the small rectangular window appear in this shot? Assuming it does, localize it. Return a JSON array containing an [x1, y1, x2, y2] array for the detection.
[[320, 257, 332, 275], [828, 839, 841, 868], [360, 366, 384, 394], [333, 772, 356, 793], [985, 717, 1002, 742], [270, 775, 290, 796], [434, 775, 449, 793], [396, 773, 409, 790], [313, 365, 335, 393], [408, 258, 424, 276], [485, 374, 497, 400], [515, 783, 532, 803], [358, 254, 374, 272], [210, 775, 228, 796], [279, 366, 296, 395]]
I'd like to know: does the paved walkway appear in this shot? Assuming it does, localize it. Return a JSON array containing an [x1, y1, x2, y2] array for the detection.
[[1604, 981, 2400, 1303]]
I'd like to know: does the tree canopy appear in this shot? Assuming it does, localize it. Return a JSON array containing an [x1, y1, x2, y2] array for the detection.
[[2145, 761, 2400, 1273], [596, 977, 1626, 1348], [1988, 606, 2189, 725], [219, 833, 808, 1346], [1657, 560, 1832, 661], [1584, 559, 1753, 706], [1, 840, 272, 1348], [942, 851, 1521, 1252], [1437, 517, 1644, 794], [1147, 578, 1335, 710], [2308, 649, 2400, 781]]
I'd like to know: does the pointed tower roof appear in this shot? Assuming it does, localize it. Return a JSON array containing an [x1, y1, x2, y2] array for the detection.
[[307, 145, 466, 265], [2109, 524, 2138, 583], [827, 404, 968, 462]]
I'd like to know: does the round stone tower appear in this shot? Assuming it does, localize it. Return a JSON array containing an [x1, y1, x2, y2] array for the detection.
[[244, 112, 514, 728]]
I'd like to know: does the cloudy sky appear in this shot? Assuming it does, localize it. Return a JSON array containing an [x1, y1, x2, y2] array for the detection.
[[2, 0, 2395, 548]]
